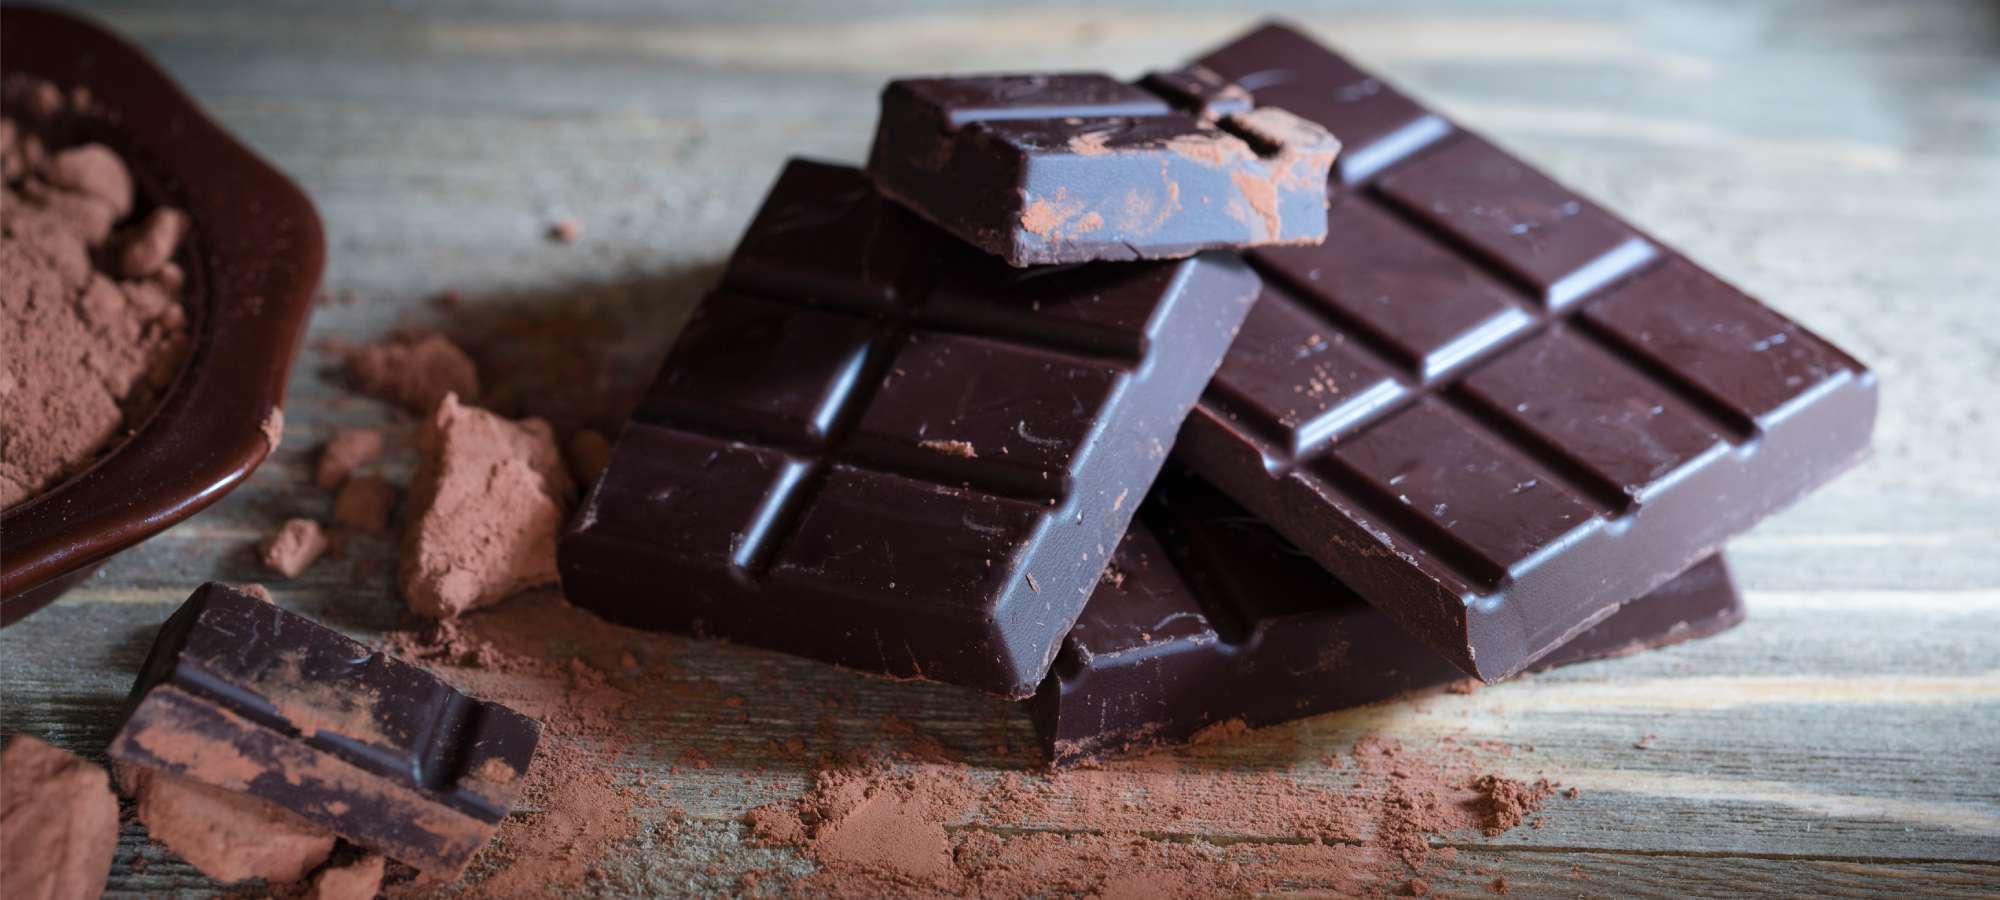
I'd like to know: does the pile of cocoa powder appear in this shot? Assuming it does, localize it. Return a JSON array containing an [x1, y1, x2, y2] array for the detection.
[[0, 75, 190, 508]]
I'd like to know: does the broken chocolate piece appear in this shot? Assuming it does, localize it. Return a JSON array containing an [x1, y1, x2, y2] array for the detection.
[[560, 159, 1260, 698], [868, 70, 1339, 266], [1032, 473, 1746, 766], [1172, 23, 1874, 681], [108, 583, 541, 877]]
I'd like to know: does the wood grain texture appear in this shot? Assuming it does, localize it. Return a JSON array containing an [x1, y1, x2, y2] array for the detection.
[[3, 0, 1997, 896]]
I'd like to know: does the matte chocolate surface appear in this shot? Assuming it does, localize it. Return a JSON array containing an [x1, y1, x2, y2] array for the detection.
[[107, 584, 539, 877], [559, 160, 1260, 699], [1173, 23, 1874, 681], [867, 70, 1340, 266], [1032, 473, 1745, 766]]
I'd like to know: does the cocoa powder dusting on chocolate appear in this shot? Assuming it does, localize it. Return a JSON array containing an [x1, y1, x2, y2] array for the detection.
[[918, 438, 977, 459], [1229, 168, 1282, 240]]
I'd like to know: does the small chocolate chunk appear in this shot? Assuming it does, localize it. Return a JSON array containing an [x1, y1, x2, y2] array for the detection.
[[867, 71, 1338, 266], [108, 584, 541, 877]]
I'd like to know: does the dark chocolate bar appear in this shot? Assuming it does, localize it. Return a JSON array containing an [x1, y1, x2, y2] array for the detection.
[[1031, 473, 1745, 766], [867, 70, 1340, 266], [107, 584, 539, 877], [559, 160, 1260, 699], [1172, 23, 1874, 681]]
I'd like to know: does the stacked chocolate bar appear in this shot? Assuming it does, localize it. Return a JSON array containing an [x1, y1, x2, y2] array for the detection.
[[559, 23, 1876, 766]]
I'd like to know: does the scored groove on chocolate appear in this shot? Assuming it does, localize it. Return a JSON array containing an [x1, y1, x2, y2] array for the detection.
[[1177, 23, 1875, 681], [1030, 471, 1746, 767], [561, 159, 1259, 698]]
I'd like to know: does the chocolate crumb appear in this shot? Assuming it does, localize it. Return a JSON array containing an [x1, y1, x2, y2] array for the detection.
[[547, 218, 582, 243], [332, 475, 396, 533], [918, 438, 977, 459], [307, 853, 384, 900], [566, 428, 613, 486], [344, 332, 480, 413], [1469, 774, 1555, 836], [315, 427, 384, 489], [260, 518, 329, 578], [261, 408, 285, 452]]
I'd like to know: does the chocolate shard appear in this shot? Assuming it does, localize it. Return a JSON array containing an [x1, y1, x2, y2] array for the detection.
[[1032, 472, 1746, 767], [1173, 23, 1875, 682], [107, 584, 539, 877], [559, 159, 1261, 699], [867, 70, 1340, 267]]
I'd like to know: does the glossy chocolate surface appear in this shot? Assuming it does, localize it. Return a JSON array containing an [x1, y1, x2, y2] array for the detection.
[[0, 8, 324, 622], [1031, 472, 1745, 766], [867, 70, 1339, 266], [1173, 23, 1874, 681], [560, 159, 1260, 698], [108, 585, 540, 876]]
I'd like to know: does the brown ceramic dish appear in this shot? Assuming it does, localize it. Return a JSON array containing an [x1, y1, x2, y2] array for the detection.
[[0, 7, 324, 624]]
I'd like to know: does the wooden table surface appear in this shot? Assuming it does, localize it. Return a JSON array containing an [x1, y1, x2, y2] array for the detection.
[[5, 1, 1997, 896]]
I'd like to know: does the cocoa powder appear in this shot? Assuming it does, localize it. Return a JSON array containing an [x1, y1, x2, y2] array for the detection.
[[400, 394, 573, 619], [0, 77, 190, 509], [0, 735, 121, 900]]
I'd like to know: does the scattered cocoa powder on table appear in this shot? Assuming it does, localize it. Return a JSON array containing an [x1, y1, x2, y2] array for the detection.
[[379, 594, 649, 898], [739, 731, 1569, 896], [344, 332, 480, 413]]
